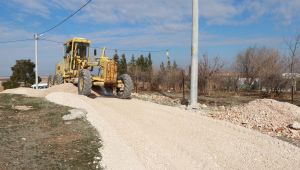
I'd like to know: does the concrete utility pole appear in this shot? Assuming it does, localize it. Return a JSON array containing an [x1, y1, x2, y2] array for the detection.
[[34, 33, 39, 89], [190, 0, 199, 108]]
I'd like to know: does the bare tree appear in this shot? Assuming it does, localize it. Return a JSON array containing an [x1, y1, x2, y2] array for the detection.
[[219, 69, 239, 93], [198, 54, 224, 95], [235, 46, 289, 95], [235, 47, 261, 89], [285, 34, 300, 103], [258, 48, 287, 95]]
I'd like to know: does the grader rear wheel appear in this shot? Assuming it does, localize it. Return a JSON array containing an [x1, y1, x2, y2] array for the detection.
[[78, 69, 92, 96], [117, 74, 133, 99]]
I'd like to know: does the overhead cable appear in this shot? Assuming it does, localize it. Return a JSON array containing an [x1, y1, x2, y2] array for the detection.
[[38, 0, 92, 35]]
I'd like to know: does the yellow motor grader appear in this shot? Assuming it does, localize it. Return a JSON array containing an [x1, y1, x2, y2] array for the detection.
[[48, 37, 133, 98]]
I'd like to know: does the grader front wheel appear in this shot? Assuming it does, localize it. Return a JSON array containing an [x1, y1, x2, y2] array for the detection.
[[78, 69, 92, 96], [47, 75, 53, 87], [53, 75, 64, 85], [117, 74, 133, 99]]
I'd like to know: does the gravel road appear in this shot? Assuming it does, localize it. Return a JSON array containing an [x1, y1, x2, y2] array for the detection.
[[45, 92, 300, 170]]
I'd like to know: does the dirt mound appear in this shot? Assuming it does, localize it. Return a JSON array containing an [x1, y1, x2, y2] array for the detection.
[[1, 87, 45, 97], [211, 99, 300, 139], [1, 83, 78, 97], [47, 83, 78, 94]]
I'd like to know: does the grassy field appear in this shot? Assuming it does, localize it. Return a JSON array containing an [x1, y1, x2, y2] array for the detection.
[[0, 94, 102, 169], [198, 91, 300, 107]]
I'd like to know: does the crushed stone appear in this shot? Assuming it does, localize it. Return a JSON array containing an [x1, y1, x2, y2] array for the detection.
[[63, 109, 87, 121], [210, 99, 300, 139]]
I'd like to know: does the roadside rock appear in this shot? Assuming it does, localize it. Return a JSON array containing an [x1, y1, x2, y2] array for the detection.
[[199, 103, 208, 108], [289, 121, 300, 130], [13, 105, 33, 111], [218, 106, 225, 111], [63, 109, 87, 121]]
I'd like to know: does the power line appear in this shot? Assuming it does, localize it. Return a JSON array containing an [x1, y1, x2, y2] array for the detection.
[[0, 38, 33, 44], [38, 0, 92, 35]]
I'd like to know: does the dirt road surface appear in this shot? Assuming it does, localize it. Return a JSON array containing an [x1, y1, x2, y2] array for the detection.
[[44, 92, 300, 170], [2, 86, 300, 170]]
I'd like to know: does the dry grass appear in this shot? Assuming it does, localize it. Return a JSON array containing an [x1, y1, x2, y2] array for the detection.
[[0, 94, 102, 169]]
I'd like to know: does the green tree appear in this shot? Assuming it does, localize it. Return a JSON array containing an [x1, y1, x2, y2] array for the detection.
[[147, 53, 153, 83], [167, 56, 171, 71], [118, 54, 127, 74], [2, 80, 20, 90], [128, 55, 138, 92], [128, 55, 136, 76], [136, 55, 146, 71], [11, 60, 41, 86], [147, 53, 153, 72], [158, 62, 166, 84], [130, 55, 135, 65], [172, 60, 178, 70], [3, 59, 41, 89], [113, 51, 119, 62], [160, 62, 165, 72]]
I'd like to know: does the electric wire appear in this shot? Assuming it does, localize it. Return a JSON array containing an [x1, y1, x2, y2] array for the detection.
[[38, 0, 92, 35]]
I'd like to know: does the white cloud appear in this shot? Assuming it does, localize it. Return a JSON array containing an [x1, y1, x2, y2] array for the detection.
[[269, 0, 300, 25], [10, 0, 50, 18], [5, 0, 300, 26], [200, 0, 240, 24], [1, 0, 300, 75]]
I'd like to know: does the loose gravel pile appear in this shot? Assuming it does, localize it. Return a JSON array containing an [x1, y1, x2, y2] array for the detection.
[[133, 93, 300, 142], [210, 99, 300, 139], [131, 93, 182, 106]]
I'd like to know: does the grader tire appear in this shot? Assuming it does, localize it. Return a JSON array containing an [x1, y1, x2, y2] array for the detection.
[[117, 74, 133, 99], [78, 69, 92, 96], [47, 75, 53, 87], [54, 74, 64, 85]]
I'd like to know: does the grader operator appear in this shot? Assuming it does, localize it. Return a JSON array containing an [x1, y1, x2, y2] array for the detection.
[[48, 37, 133, 99]]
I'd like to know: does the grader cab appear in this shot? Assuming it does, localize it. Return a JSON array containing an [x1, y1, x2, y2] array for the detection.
[[49, 37, 133, 98]]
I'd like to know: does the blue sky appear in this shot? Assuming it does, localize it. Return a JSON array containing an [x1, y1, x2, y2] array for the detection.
[[0, 0, 300, 76]]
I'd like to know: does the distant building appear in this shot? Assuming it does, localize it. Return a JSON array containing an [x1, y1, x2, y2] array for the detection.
[[282, 73, 300, 92]]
